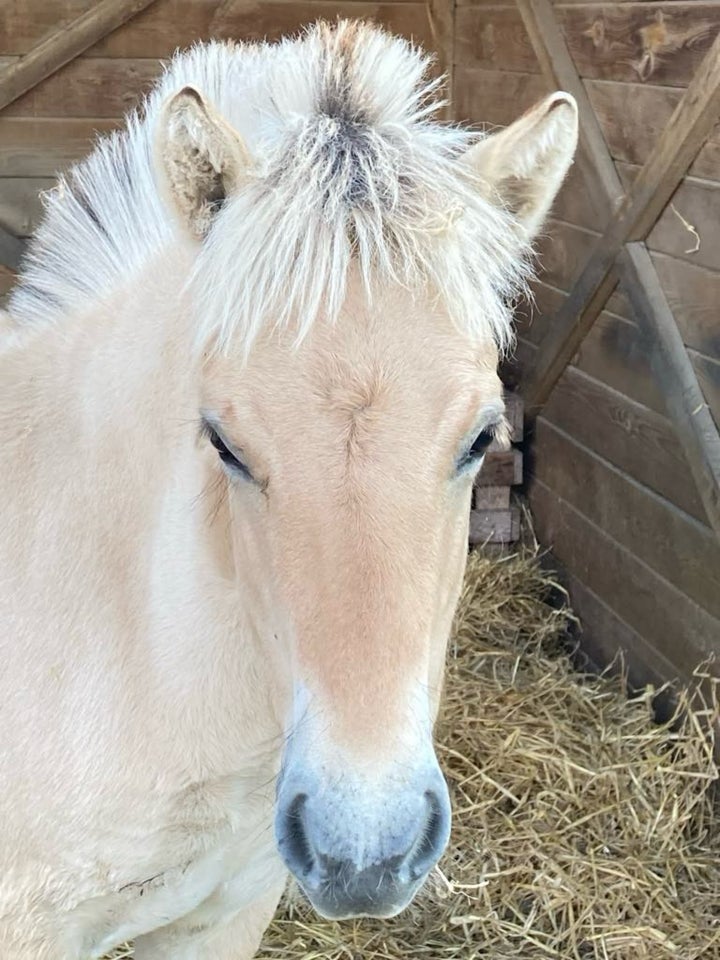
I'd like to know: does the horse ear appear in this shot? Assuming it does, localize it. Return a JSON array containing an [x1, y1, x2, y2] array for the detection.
[[154, 86, 252, 239], [464, 92, 578, 240]]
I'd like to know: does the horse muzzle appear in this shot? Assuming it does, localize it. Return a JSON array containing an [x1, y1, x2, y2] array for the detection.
[[275, 767, 451, 919]]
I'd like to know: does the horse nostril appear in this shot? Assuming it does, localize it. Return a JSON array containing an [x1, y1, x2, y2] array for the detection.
[[408, 790, 448, 880], [280, 793, 315, 877]]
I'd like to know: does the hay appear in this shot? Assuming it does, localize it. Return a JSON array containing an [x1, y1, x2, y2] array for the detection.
[[107, 547, 720, 959]]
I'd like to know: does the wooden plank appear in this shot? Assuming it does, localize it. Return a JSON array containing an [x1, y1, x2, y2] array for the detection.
[[476, 449, 522, 486], [518, 281, 720, 425], [529, 479, 720, 667], [469, 507, 520, 544], [534, 218, 599, 292], [528, 223, 720, 360], [617, 28, 720, 241], [620, 241, 720, 535], [454, 65, 550, 128], [1, 56, 162, 118], [504, 390, 524, 441], [0, 177, 55, 236], [515, 0, 720, 536], [455, 5, 720, 88], [0, 0, 427, 53], [555, 161, 720, 276], [564, 573, 686, 690], [0, 118, 120, 176], [0, 263, 17, 297], [641, 175, 720, 274], [515, 349, 710, 522], [0, 0, 161, 112], [474, 485, 511, 510], [0, 224, 25, 270], [82, 2, 436, 58], [0, 2, 91, 56], [651, 252, 720, 358], [585, 78, 720, 182], [533, 418, 720, 618], [428, 0, 455, 119]]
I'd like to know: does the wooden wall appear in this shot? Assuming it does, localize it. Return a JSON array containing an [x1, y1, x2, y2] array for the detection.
[[454, 0, 720, 685], [0, 0, 450, 303]]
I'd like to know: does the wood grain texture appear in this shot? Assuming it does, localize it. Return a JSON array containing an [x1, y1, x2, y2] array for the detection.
[[469, 507, 520, 543], [476, 449, 523, 486], [620, 241, 720, 537], [555, 162, 720, 275], [0, 264, 17, 308], [474, 485, 511, 510], [1, 56, 162, 118], [564, 573, 691, 689], [532, 220, 720, 360], [455, 4, 720, 88], [529, 479, 720, 667], [517, 281, 720, 424], [504, 390, 524, 441], [0, 225, 25, 269], [0, 118, 122, 176], [0, 0, 160, 112], [1, 1, 435, 58], [0, 178, 55, 236], [533, 418, 720, 618], [514, 347, 710, 522]]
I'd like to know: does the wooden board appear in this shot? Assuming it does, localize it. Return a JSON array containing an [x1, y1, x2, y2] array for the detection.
[[455, 5, 720, 88], [533, 418, 720, 619], [455, 67, 720, 183], [531, 219, 720, 359], [0, 118, 120, 176], [554, 162, 720, 276], [469, 506, 520, 544], [0, 264, 17, 297], [510, 344, 709, 522], [476, 449, 522, 487], [529, 479, 720, 668], [0, 177, 55, 236], [1, 1, 435, 58], [0, 226, 24, 270], [504, 389, 524, 441], [518, 279, 720, 424], [474, 485, 511, 510], [563, 573, 683, 690], [1, 56, 162, 118]]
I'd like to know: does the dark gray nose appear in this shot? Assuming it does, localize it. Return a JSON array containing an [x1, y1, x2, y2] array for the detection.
[[276, 789, 450, 919]]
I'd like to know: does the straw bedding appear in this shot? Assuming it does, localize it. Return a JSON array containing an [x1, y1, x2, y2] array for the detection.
[[107, 547, 719, 960]]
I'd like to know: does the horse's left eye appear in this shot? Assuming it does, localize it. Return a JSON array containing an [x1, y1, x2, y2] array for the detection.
[[458, 427, 496, 471], [469, 428, 495, 458], [205, 425, 253, 480]]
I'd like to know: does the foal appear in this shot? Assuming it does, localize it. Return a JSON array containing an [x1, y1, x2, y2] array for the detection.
[[0, 21, 576, 959]]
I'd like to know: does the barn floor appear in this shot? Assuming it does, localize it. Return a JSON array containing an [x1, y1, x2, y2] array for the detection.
[[108, 545, 719, 960]]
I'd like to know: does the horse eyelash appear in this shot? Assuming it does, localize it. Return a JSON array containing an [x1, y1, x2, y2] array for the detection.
[[199, 419, 254, 481]]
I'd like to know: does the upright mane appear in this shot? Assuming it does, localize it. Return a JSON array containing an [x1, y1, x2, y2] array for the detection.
[[9, 21, 531, 352]]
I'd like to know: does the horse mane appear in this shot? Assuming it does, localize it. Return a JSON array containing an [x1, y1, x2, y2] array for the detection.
[[9, 20, 531, 353]]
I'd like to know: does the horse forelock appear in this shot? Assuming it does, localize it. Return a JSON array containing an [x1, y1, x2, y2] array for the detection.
[[8, 20, 532, 355]]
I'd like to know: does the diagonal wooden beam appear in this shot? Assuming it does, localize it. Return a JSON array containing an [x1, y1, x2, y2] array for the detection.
[[514, 0, 720, 539], [0, 0, 160, 114], [517, 6, 720, 410]]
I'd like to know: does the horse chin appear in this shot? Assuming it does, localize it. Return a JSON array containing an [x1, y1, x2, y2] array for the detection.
[[298, 874, 424, 921]]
